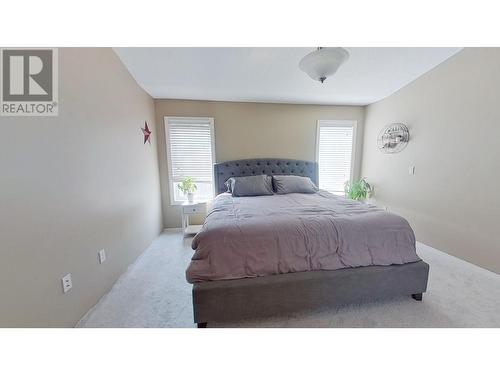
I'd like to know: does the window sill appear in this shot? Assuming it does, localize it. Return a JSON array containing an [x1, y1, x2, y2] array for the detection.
[[170, 199, 211, 206], [170, 202, 184, 206]]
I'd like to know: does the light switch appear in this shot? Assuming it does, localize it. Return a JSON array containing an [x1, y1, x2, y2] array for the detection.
[[98, 249, 106, 264], [61, 273, 72, 293], [409, 166, 415, 175]]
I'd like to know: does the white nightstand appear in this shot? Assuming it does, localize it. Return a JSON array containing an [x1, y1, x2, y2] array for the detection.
[[181, 201, 207, 236]]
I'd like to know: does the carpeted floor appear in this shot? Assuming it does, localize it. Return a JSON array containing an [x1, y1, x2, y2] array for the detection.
[[77, 230, 500, 328]]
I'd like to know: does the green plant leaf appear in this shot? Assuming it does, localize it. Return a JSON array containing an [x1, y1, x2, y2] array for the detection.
[[345, 178, 371, 200], [178, 176, 198, 194]]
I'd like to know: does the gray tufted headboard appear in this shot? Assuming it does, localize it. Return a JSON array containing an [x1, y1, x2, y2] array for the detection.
[[214, 158, 319, 194]]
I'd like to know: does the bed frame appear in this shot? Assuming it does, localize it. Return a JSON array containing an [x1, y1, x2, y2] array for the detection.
[[192, 158, 429, 327]]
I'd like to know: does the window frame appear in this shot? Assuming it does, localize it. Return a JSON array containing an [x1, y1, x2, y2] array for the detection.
[[315, 119, 358, 194], [164, 116, 216, 205]]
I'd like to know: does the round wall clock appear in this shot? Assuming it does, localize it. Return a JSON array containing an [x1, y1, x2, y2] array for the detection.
[[377, 123, 410, 154]]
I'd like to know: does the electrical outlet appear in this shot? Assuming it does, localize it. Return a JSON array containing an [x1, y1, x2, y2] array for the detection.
[[98, 249, 106, 264], [61, 273, 72, 293]]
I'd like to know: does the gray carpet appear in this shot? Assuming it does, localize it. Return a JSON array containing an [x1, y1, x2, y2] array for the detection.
[[77, 230, 500, 328]]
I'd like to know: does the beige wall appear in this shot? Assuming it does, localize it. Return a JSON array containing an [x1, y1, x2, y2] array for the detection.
[[362, 48, 500, 274], [0, 48, 163, 327], [155, 99, 365, 228]]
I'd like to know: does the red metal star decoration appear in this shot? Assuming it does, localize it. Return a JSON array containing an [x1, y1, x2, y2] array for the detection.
[[142, 121, 152, 144]]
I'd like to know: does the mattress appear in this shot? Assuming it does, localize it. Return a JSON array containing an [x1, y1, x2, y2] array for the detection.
[[186, 191, 420, 283]]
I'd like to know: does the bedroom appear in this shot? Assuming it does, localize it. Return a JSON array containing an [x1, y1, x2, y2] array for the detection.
[[1, 1, 499, 373]]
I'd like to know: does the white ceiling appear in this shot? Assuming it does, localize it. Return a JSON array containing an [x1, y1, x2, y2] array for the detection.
[[114, 47, 461, 106]]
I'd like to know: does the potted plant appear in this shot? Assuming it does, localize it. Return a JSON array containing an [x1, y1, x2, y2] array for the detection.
[[344, 178, 372, 201], [177, 177, 197, 203]]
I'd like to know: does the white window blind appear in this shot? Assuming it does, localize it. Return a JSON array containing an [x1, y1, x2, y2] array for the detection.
[[165, 117, 215, 203], [317, 121, 356, 195]]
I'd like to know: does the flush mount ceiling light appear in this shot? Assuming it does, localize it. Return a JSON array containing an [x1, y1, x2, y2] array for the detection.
[[299, 47, 350, 83]]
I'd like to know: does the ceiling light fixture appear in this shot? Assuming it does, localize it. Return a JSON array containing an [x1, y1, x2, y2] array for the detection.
[[299, 47, 349, 83]]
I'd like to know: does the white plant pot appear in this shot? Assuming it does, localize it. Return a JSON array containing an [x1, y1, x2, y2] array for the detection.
[[187, 192, 194, 203]]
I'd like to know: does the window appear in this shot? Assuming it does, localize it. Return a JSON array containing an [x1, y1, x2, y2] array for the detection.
[[316, 120, 357, 195], [165, 117, 215, 204]]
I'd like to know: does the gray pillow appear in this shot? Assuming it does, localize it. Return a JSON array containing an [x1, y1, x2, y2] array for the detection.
[[226, 175, 274, 197], [272, 175, 318, 194]]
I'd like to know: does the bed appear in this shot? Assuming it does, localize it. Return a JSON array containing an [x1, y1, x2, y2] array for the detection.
[[188, 158, 429, 327]]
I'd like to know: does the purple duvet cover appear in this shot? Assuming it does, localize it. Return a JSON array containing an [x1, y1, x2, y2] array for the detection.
[[186, 191, 420, 283]]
